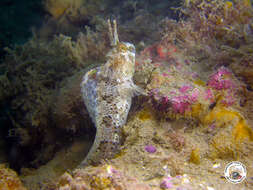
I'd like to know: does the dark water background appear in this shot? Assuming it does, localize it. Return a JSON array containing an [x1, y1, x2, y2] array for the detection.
[[0, 0, 44, 61]]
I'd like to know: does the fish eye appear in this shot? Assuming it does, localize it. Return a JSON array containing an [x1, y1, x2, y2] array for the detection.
[[128, 45, 135, 53], [121, 42, 135, 53]]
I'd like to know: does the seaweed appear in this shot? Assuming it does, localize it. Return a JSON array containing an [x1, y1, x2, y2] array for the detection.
[[0, 27, 110, 171]]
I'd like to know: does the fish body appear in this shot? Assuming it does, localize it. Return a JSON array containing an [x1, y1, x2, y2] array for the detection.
[[80, 20, 143, 166]]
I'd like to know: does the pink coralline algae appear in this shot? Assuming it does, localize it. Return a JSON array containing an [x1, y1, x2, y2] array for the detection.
[[221, 93, 236, 106], [160, 177, 173, 189], [208, 67, 235, 90], [145, 145, 157, 153], [171, 89, 199, 114], [190, 88, 199, 102], [145, 42, 238, 115], [205, 88, 214, 101], [151, 88, 200, 114], [156, 44, 177, 60], [206, 67, 239, 106], [179, 85, 192, 93], [171, 95, 192, 114]]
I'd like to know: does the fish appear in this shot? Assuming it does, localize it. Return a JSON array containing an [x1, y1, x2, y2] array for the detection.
[[80, 20, 145, 166]]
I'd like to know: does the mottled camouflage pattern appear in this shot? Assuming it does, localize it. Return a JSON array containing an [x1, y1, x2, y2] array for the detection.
[[80, 20, 143, 166]]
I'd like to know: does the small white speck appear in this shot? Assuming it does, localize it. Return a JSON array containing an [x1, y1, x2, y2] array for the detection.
[[213, 163, 221, 168], [182, 178, 190, 184], [199, 183, 204, 187], [207, 186, 215, 190]]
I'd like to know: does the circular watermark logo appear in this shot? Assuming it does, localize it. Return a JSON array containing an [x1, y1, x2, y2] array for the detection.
[[224, 161, 247, 184]]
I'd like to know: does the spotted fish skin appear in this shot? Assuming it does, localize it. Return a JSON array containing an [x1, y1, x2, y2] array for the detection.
[[80, 20, 143, 166]]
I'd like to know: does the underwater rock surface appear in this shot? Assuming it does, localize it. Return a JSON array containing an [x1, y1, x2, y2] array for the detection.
[[57, 1, 253, 190], [0, 164, 27, 190], [0, 0, 253, 190]]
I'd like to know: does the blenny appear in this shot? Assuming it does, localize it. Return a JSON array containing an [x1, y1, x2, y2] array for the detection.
[[80, 20, 144, 166]]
